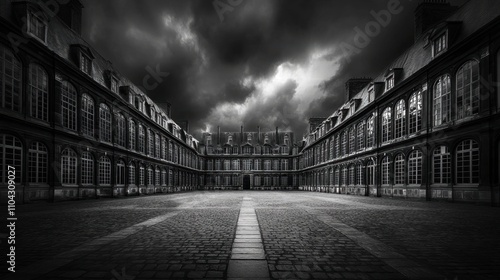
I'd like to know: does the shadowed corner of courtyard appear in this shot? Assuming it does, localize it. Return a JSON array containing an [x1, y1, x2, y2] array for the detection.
[[1, 191, 500, 280]]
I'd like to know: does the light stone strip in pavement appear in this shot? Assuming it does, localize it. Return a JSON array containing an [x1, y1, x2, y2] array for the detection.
[[5, 211, 181, 280], [305, 208, 443, 280], [227, 197, 270, 280]]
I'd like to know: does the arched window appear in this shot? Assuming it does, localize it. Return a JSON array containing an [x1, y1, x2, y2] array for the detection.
[[28, 142, 48, 183], [367, 160, 376, 185], [334, 167, 340, 186], [81, 94, 94, 137], [357, 122, 365, 151], [335, 135, 341, 158], [168, 169, 173, 186], [394, 153, 405, 185], [81, 151, 94, 185], [128, 162, 136, 185], [29, 64, 48, 121], [456, 60, 480, 119], [348, 164, 355, 185], [99, 104, 111, 142], [433, 146, 451, 184], [395, 100, 405, 139], [329, 168, 334, 185], [138, 125, 145, 153], [382, 108, 392, 143], [433, 75, 451, 126], [116, 160, 125, 186], [0, 45, 22, 112], [409, 91, 422, 134], [99, 156, 111, 185], [1, 135, 23, 183], [408, 150, 423, 185], [356, 163, 364, 186], [61, 81, 77, 131], [342, 166, 348, 186], [366, 115, 375, 148], [329, 137, 335, 159], [155, 134, 161, 158], [456, 140, 479, 184], [139, 164, 145, 186], [147, 166, 154, 185], [148, 129, 154, 157], [349, 127, 356, 154], [155, 167, 160, 186], [61, 148, 77, 185], [116, 114, 126, 146], [341, 131, 348, 156], [129, 120, 136, 151], [161, 168, 167, 186], [381, 156, 390, 185]]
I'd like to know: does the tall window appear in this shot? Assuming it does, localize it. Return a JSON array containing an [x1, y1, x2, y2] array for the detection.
[[366, 115, 375, 148], [29, 64, 48, 121], [168, 141, 173, 161], [394, 153, 405, 185], [341, 131, 347, 156], [128, 162, 136, 185], [138, 125, 145, 153], [349, 127, 356, 154], [334, 167, 340, 186], [381, 156, 390, 185], [348, 164, 355, 185], [456, 140, 479, 184], [433, 146, 451, 184], [408, 150, 423, 185], [168, 169, 173, 186], [330, 137, 335, 159], [28, 142, 47, 183], [148, 130, 154, 157], [155, 167, 160, 186], [61, 81, 77, 131], [61, 148, 77, 185], [155, 134, 161, 158], [254, 159, 260, 170], [409, 91, 422, 134], [356, 163, 364, 185], [116, 160, 125, 186], [116, 114, 126, 146], [161, 137, 167, 160], [129, 120, 136, 151], [99, 156, 111, 185], [147, 167, 154, 185], [367, 160, 376, 185], [232, 160, 240, 170], [0, 45, 22, 112], [335, 135, 341, 158], [342, 166, 348, 186], [139, 164, 145, 186], [81, 94, 94, 137], [161, 168, 167, 186], [456, 61, 480, 119], [264, 160, 271, 171], [433, 75, 451, 126], [28, 12, 47, 42], [281, 159, 288, 170], [81, 151, 94, 185], [382, 107, 392, 143], [395, 100, 405, 139], [357, 122, 365, 151], [99, 104, 111, 142]]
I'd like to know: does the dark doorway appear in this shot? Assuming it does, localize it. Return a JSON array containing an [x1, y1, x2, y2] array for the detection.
[[243, 175, 250, 190]]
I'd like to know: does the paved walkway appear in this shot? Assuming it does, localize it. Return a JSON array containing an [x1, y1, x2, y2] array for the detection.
[[1, 191, 499, 279]]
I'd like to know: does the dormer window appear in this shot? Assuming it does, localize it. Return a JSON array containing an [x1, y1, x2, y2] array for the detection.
[[228, 135, 233, 145], [247, 133, 252, 142], [150, 107, 156, 120], [206, 135, 212, 146], [27, 11, 47, 43], [284, 134, 289, 146], [433, 32, 447, 57], [80, 53, 92, 76], [110, 77, 118, 93], [385, 75, 394, 91], [264, 133, 269, 144], [349, 104, 356, 116], [368, 86, 375, 102]]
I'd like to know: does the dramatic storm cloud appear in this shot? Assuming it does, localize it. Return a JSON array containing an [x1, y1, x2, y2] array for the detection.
[[81, 0, 465, 139]]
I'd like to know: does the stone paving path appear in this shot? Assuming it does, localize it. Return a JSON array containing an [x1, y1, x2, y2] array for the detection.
[[1, 191, 499, 279]]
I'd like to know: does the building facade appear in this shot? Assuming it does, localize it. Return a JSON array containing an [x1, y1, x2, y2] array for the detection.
[[1, 0, 499, 205], [0, 0, 202, 203], [297, 0, 500, 205]]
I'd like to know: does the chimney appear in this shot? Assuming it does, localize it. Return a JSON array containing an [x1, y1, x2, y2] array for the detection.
[[240, 126, 243, 144], [276, 127, 279, 145], [258, 126, 261, 144], [217, 126, 220, 144], [345, 78, 372, 102], [414, 0, 457, 41], [57, 0, 84, 35]]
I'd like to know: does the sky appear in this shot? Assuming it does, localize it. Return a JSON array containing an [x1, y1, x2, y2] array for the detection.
[[81, 0, 466, 139]]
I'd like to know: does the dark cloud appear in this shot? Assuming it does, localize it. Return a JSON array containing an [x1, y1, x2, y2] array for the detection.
[[81, 0, 466, 139]]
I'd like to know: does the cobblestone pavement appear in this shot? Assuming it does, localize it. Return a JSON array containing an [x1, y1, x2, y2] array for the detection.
[[1, 191, 499, 279]]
